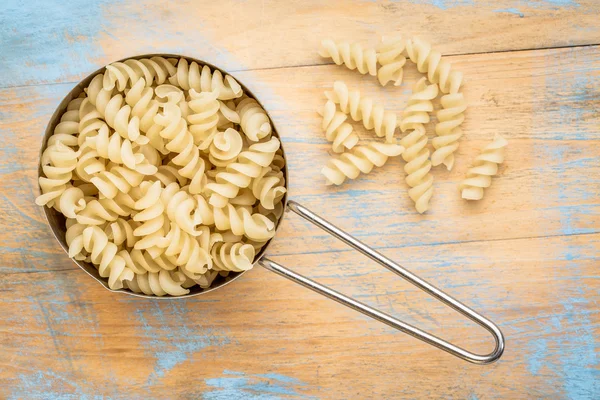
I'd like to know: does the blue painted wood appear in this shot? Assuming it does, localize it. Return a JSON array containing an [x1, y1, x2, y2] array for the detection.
[[0, 1, 599, 398]]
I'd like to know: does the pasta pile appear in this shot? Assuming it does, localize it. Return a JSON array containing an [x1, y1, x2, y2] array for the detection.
[[319, 36, 506, 213], [36, 57, 286, 296]]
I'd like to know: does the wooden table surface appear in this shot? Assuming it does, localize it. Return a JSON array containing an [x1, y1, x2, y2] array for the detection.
[[1, 0, 599, 398]]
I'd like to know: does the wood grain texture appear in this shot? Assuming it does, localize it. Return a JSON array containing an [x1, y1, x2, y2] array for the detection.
[[1, 0, 599, 399], [1, 0, 600, 87]]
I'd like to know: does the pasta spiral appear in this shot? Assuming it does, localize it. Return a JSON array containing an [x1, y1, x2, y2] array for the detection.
[[68, 225, 135, 290], [460, 134, 507, 200], [252, 167, 287, 210], [208, 128, 244, 167], [90, 164, 146, 199], [321, 142, 404, 186], [187, 89, 220, 149], [85, 123, 142, 170], [55, 186, 87, 219], [376, 36, 407, 86], [432, 93, 467, 171], [162, 222, 213, 275], [209, 137, 281, 199], [318, 100, 358, 153], [124, 78, 161, 134], [126, 270, 189, 297], [48, 97, 84, 148], [405, 37, 463, 94], [75, 197, 133, 225], [195, 196, 277, 241], [103, 57, 177, 91], [236, 97, 272, 142], [325, 81, 397, 143], [319, 39, 377, 76], [36, 141, 79, 207], [161, 183, 203, 237], [399, 125, 433, 214], [86, 75, 141, 141], [211, 242, 255, 272], [131, 181, 168, 250], [168, 58, 243, 100], [75, 142, 106, 182], [154, 102, 208, 194], [399, 77, 439, 132]]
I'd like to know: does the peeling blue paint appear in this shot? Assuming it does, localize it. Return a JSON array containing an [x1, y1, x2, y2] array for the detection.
[[204, 370, 314, 400], [135, 301, 230, 381], [407, 0, 475, 10], [0, 0, 122, 87], [494, 8, 525, 17]]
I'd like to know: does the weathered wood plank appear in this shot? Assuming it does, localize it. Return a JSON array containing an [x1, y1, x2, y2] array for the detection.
[[1, 0, 600, 88], [0, 233, 597, 399], [1, 7, 599, 398]]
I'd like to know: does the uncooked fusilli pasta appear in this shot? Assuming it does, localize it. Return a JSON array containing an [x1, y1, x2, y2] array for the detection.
[[319, 39, 378, 76], [321, 142, 404, 185], [37, 56, 287, 296], [325, 81, 397, 143], [460, 134, 507, 200], [432, 93, 467, 171]]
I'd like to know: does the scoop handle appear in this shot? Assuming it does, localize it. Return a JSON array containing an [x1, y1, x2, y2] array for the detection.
[[258, 200, 505, 365]]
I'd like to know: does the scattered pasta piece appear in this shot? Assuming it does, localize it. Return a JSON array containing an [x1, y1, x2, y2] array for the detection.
[[376, 36, 407, 86], [460, 134, 507, 200], [318, 100, 359, 153], [432, 93, 467, 171], [325, 81, 397, 143], [319, 39, 378, 76], [399, 78, 438, 214], [405, 37, 463, 94], [321, 142, 404, 186]]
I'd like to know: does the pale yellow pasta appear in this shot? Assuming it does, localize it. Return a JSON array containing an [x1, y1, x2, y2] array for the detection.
[[318, 100, 358, 153], [319, 39, 377, 76], [131, 181, 167, 251], [85, 123, 142, 170], [168, 58, 243, 100], [460, 134, 507, 200], [105, 218, 137, 248], [161, 183, 203, 236], [90, 164, 146, 199], [126, 270, 189, 297], [399, 77, 439, 132], [57, 186, 87, 219], [405, 37, 463, 94], [376, 36, 407, 86], [325, 81, 397, 143], [236, 97, 272, 142], [207, 136, 281, 205], [321, 143, 404, 186], [208, 128, 244, 167], [36, 141, 79, 208], [37, 57, 288, 296], [432, 93, 467, 171], [154, 102, 208, 194], [194, 196, 276, 242], [48, 97, 84, 148], [103, 57, 177, 91], [73, 225, 135, 290], [211, 242, 255, 272], [162, 222, 212, 275], [187, 89, 220, 148], [400, 125, 433, 214], [252, 167, 286, 210]]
